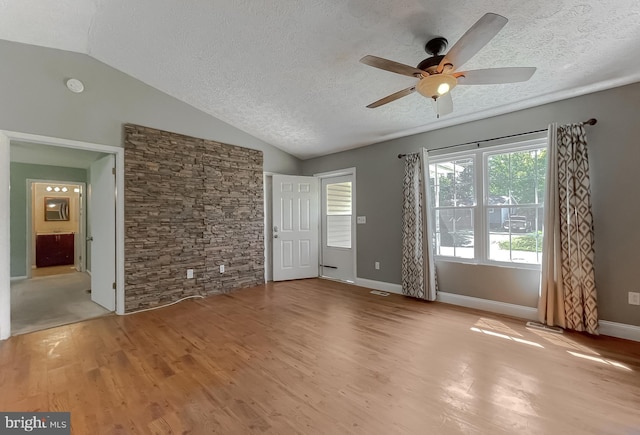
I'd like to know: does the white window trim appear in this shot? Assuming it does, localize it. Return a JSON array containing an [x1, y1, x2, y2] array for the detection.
[[428, 134, 547, 270]]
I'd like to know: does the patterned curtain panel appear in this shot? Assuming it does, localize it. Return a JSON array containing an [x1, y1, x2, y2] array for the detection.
[[539, 123, 599, 334], [401, 151, 437, 301]]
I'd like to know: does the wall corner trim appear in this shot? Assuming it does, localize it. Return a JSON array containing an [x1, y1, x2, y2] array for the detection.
[[598, 320, 640, 343]]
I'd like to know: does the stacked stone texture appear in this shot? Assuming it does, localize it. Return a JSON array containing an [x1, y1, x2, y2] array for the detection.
[[124, 124, 264, 312]]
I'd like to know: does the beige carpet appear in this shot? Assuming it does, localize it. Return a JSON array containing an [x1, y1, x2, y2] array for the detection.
[[10, 272, 111, 335], [31, 264, 78, 278]]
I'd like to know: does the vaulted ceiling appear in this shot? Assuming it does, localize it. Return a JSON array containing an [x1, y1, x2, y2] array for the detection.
[[1, 1, 639, 159]]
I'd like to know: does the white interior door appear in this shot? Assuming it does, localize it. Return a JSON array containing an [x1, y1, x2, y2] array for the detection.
[[272, 175, 319, 281], [74, 184, 85, 272], [89, 154, 116, 311], [321, 175, 355, 282]]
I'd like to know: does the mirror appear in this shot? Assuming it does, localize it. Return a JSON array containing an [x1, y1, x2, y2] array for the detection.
[[44, 197, 70, 221]]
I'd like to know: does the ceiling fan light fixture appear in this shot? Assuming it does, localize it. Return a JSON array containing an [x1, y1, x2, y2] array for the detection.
[[416, 74, 457, 99], [437, 82, 450, 95]]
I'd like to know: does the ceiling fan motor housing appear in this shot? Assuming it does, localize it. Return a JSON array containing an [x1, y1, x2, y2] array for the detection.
[[417, 55, 444, 73], [417, 37, 448, 72]]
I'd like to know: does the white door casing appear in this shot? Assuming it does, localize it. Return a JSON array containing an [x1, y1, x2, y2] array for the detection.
[[75, 185, 85, 272], [272, 175, 319, 281], [320, 174, 355, 282], [1, 130, 124, 340], [25, 180, 86, 278], [0, 134, 10, 339], [264, 174, 273, 282], [89, 154, 116, 311]]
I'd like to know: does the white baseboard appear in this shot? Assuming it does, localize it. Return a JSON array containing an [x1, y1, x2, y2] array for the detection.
[[354, 278, 640, 342], [355, 278, 403, 295], [355, 278, 538, 321], [436, 292, 538, 321], [10, 276, 27, 282], [599, 320, 640, 342]]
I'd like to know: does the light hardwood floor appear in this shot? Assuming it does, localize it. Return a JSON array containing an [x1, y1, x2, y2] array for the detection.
[[1, 278, 639, 434]]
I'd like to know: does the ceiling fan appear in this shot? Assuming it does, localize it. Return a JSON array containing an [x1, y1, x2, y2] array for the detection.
[[360, 13, 536, 117]]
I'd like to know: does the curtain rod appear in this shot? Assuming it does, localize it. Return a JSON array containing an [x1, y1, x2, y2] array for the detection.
[[397, 118, 597, 159]]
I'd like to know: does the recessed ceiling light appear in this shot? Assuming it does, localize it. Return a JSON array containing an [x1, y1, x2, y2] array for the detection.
[[54, 187, 60, 192], [66, 78, 84, 93], [61, 187, 68, 192], [74, 188, 80, 193], [46, 186, 53, 192]]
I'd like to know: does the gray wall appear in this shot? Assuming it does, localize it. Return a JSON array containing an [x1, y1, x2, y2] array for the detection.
[[0, 40, 301, 174], [302, 82, 640, 327], [10, 163, 87, 277]]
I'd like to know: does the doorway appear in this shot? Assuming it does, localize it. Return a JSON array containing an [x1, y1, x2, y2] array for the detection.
[[28, 181, 86, 278], [0, 131, 125, 340], [264, 169, 357, 284], [271, 174, 319, 281], [318, 170, 356, 283]]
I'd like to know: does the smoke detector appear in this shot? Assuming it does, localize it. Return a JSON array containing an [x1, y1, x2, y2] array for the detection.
[[66, 78, 84, 93]]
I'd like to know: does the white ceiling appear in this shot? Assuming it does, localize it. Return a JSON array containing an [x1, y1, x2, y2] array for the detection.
[[1, 1, 640, 159]]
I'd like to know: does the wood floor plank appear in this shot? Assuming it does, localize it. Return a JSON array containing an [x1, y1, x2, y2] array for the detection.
[[2, 278, 640, 434]]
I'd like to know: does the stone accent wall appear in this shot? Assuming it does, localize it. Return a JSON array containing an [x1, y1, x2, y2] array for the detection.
[[124, 124, 264, 311]]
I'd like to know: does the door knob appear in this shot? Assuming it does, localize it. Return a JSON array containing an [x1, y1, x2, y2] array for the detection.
[[86, 236, 93, 242], [274, 234, 279, 238], [273, 226, 279, 232]]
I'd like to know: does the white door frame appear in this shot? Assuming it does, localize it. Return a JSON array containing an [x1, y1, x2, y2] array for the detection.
[[314, 168, 357, 283], [89, 154, 117, 311], [0, 130, 126, 340], [263, 172, 274, 282], [26, 179, 87, 278], [271, 174, 319, 281]]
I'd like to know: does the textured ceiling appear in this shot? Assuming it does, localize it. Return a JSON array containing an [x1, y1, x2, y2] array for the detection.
[[1, 0, 640, 159]]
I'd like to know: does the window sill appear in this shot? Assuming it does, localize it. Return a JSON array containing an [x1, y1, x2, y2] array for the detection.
[[434, 257, 541, 271]]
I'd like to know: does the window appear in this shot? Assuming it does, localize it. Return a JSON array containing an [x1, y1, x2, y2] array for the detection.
[[486, 147, 546, 264], [325, 181, 352, 248], [428, 136, 547, 266], [430, 158, 475, 259]]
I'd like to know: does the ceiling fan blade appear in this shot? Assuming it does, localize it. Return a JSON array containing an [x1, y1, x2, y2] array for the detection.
[[456, 67, 536, 85], [431, 92, 453, 118], [366, 86, 416, 108], [437, 13, 508, 73], [360, 55, 424, 78]]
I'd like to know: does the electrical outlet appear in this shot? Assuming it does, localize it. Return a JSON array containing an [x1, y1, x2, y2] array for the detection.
[[187, 269, 194, 279], [629, 292, 640, 305], [220, 264, 225, 274], [375, 261, 380, 270], [357, 216, 366, 224]]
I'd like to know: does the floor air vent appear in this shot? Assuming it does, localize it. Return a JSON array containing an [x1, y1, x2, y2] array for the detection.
[[370, 290, 390, 297], [525, 321, 563, 334]]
